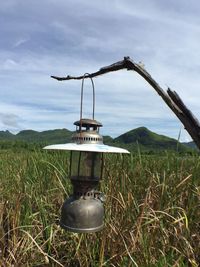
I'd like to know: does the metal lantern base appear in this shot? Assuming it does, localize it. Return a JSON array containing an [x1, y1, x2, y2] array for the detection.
[[60, 196, 104, 233], [60, 223, 104, 233]]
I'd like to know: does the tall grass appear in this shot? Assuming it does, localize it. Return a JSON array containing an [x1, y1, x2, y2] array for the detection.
[[0, 149, 199, 266]]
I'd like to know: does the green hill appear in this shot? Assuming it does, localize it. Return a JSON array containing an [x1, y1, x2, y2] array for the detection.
[[114, 127, 191, 152], [182, 141, 197, 149], [16, 129, 72, 144], [0, 130, 14, 140], [0, 127, 196, 153]]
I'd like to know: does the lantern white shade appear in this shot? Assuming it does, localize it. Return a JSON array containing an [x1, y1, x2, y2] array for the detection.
[[43, 143, 130, 154]]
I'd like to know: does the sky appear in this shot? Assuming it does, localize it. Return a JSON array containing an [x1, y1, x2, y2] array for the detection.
[[1, 0, 200, 141]]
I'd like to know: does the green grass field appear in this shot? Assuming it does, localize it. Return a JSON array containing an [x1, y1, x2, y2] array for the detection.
[[0, 149, 199, 266]]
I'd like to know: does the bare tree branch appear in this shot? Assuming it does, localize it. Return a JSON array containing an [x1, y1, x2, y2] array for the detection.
[[51, 56, 200, 150]]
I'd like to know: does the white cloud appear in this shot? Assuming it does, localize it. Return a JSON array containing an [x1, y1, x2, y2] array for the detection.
[[0, 112, 20, 128], [3, 59, 18, 70], [13, 38, 29, 48], [0, 0, 200, 142]]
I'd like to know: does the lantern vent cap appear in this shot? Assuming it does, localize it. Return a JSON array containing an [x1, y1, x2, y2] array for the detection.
[[74, 118, 102, 128]]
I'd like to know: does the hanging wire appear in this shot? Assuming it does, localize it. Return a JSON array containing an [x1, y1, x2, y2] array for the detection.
[[80, 73, 95, 121]]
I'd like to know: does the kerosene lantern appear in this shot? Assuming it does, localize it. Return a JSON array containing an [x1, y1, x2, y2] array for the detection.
[[44, 75, 129, 233]]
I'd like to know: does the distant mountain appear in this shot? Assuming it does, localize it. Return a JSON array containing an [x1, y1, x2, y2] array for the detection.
[[182, 141, 197, 149], [0, 127, 196, 152], [0, 130, 14, 140], [114, 127, 191, 152], [103, 135, 114, 144], [16, 129, 72, 144], [0, 129, 72, 145]]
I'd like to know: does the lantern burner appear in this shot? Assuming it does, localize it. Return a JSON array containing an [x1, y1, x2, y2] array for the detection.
[[72, 118, 103, 145]]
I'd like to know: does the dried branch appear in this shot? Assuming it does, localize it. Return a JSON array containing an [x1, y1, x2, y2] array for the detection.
[[51, 56, 200, 150]]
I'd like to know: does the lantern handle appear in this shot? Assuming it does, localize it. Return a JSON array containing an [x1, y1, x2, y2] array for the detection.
[[80, 73, 95, 120]]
